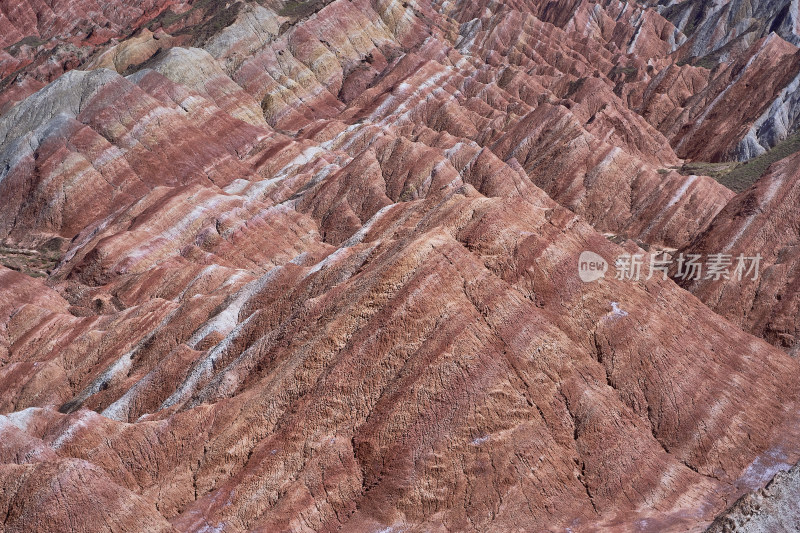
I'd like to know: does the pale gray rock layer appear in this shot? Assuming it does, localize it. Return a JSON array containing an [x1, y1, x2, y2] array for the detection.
[[707, 462, 800, 532]]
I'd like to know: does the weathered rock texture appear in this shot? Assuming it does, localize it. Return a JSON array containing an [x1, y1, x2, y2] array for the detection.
[[0, 0, 798, 532], [707, 461, 800, 533], [679, 150, 800, 355]]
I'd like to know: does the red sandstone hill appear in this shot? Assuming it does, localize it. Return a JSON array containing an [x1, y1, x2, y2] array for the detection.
[[1, 0, 800, 531], [679, 149, 800, 355]]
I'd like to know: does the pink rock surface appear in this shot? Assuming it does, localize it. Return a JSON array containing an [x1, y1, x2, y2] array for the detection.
[[679, 150, 800, 354], [0, 0, 799, 531]]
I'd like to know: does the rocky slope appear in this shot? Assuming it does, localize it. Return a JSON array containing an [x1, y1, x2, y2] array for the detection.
[[654, 0, 800, 57], [678, 149, 800, 355], [0, 0, 799, 532], [707, 462, 800, 532]]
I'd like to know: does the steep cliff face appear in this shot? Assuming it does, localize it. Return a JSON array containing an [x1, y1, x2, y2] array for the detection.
[[648, 0, 800, 160], [0, 0, 799, 532], [661, 33, 800, 162], [654, 0, 800, 58]]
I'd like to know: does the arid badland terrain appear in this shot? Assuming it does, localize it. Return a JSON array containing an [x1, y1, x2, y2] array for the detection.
[[1, 0, 800, 531]]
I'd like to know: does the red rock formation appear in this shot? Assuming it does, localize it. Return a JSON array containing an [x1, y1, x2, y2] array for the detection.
[[0, 0, 798, 531], [678, 150, 800, 355], [664, 34, 800, 162]]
